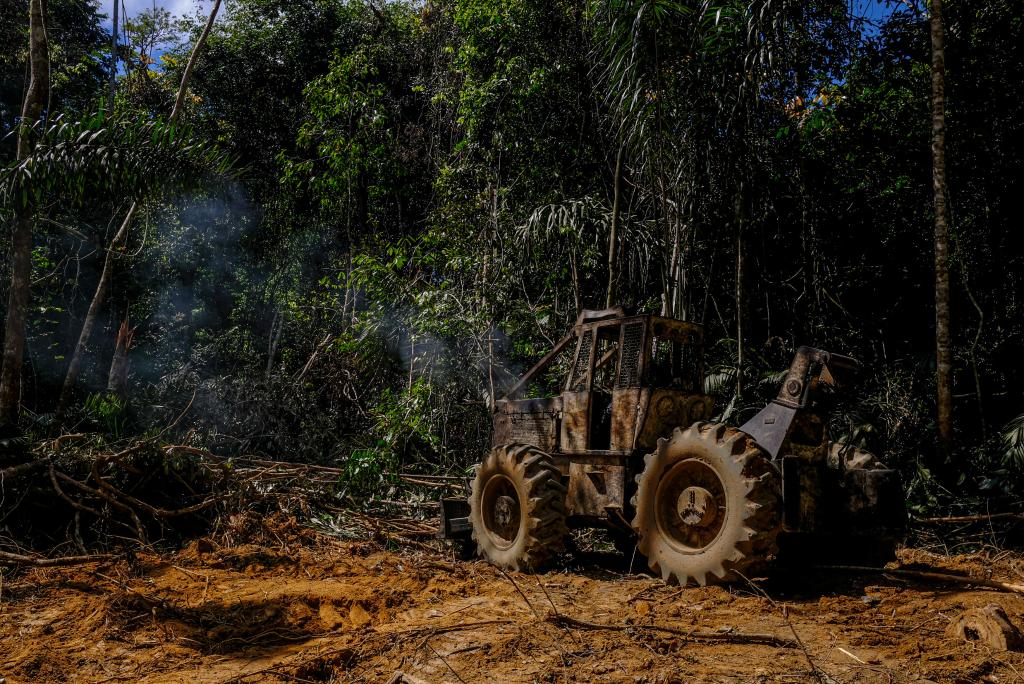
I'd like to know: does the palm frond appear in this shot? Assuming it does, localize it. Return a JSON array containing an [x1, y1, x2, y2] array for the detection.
[[704, 365, 737, 394], [519, 195, 661, 287], [1002, 413, 1024, 469], [758, 368, 788, 387], [1, 110, 238, 212]]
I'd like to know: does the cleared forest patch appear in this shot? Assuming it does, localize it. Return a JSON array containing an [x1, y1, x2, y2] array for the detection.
[[1, 518, 1022, 683]]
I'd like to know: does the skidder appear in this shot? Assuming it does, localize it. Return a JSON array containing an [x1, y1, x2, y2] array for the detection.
[[441, 307, 905, 585]]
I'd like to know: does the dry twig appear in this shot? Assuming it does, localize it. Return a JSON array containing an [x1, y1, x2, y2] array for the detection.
[[0, 458, 47, 480], [738, 572, 831, 682], [546, 613, 797, 647], [0, 549, 113, 567], [916, 512, 1024, 524], [818, 564, 1024, 594], [496, 566, 541, 619]]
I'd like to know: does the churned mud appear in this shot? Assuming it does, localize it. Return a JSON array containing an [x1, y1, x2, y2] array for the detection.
[[2, 519, 1023, 683]]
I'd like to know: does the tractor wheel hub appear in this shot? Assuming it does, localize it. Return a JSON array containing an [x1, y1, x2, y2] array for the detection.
[[494, 495, 517, 528], [677, 486, 717, 528]]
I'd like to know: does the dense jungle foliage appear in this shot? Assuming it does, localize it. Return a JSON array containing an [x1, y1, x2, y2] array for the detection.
[[1, 0, 1022, 521]]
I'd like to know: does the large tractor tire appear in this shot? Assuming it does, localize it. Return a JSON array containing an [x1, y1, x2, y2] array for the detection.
[[469, 443, 568, 571], [631, 423, 782, 586]]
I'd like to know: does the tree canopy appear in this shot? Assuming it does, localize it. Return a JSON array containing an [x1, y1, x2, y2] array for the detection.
[[1, 0, 1022, 519]]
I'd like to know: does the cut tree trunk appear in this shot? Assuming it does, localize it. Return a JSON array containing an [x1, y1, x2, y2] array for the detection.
[[930, 0, 954, 455], [107, 319, 134, 398], [0, 0, 50, 426]]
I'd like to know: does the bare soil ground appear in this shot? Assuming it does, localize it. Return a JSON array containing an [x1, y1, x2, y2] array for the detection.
[[2, 518, 1023, 684]]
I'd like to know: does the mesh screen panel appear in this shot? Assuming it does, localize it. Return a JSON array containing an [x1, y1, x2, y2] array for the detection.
[[570, 329, 593, 389], [617, 322, 644, 387]]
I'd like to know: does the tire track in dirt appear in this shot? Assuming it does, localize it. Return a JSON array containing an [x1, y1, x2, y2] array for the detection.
[[2, 531, 1023, 683]]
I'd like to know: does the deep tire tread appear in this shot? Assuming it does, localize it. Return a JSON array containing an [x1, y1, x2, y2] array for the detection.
[[631, 423, 782, 586], [469, 443, 569, 572]]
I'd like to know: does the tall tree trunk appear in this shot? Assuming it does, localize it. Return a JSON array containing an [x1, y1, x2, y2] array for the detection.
[[14, 0, 48, 161], [478, 184, 497, 408], [667, 214, 682, 318], [677, 198, 693, 321], [170, 0, 221, 121], [56, 0, 222, 421], [735, 181, 749, 401], [605, 145, 624, 309], [107, 0, 118, 112], [930, 0, 954, 454], [656, 173, 672, 316], [0, 0, 50, 426]]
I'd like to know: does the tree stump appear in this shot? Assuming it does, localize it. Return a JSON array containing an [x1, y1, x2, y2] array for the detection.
[[947, 604, 1024, 651]]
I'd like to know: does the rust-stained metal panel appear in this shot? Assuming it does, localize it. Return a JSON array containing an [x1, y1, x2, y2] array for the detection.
[[492, 397, 560, 452], [636, 389, 713, 450], [560, 390, 589, 453], [610, 388, 642, 451], [567, 462, 626, 517], [633, 387, 652, 449], [649, 317, 704, 344]]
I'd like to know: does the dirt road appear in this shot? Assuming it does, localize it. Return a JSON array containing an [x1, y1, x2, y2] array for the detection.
[[1, 519, 1022, 683]]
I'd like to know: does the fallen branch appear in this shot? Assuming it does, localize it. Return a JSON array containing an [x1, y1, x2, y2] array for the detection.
[[49, 463, 103, 518], [322, 505, 439, 550], [91, 458, 221, 518], [92, 440, 152, 466], [294, 332, 333, 382], [369, 498, 441, 511], [0, 549, 113, 567], [54, 469, 136, 521], [498, 566, 541, 619], [915, 512, 1024, 524], [399, 475, 460, 489], [76, 466, 147, 541], [817, 564, 1024, 595], [546, 613, 797, 648], [424, 640, 469, 684], [0, 458, 47, 480], [37, 432, 89, 450], [167, 445, 349, 476], [395, 473, 465, 481], [384, 619, 514, 639]]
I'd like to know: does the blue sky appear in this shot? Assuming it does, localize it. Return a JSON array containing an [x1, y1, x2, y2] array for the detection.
[[101, 0, 217, 29], [852, 0, 903, 30]]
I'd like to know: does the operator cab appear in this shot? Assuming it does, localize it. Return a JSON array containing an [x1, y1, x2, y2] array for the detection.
[[495, 307, 710, 456]]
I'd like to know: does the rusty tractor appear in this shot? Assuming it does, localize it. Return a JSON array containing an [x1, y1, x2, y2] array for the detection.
[[440, 307, 905, 585]]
